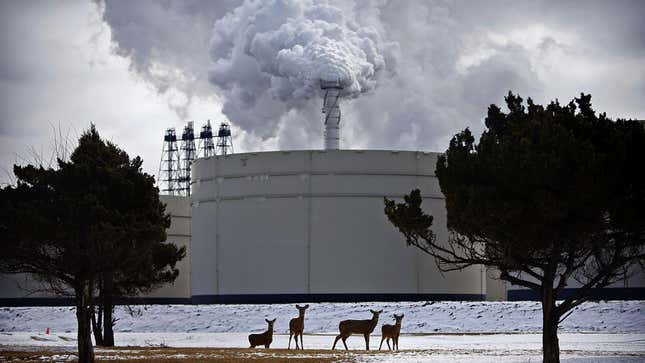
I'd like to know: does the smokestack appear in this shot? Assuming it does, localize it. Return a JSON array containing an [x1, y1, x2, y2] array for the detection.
[[321, 79, 343, 149]]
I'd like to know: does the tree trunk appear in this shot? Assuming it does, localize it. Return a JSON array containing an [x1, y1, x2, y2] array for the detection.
[[103, 272, 115, 347], [76, 283, 95, 363], [542, 291, 560, 363], [91, 303, 103, 346]]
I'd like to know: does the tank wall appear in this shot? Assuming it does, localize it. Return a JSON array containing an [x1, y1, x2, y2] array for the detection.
[[507, 264, 645, 300], [0, 195, 192, 305], [217, 198, 308, 294], [190, 150, 485, 301], [145, 195, 191, 300], [0, 274, 54, 299], [308, 197, 419, 294]]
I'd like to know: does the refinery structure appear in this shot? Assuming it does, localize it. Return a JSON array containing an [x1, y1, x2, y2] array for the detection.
[[159, 121, 233, 196], [1, 81, 643, 305], [180, 80, 492, 302]]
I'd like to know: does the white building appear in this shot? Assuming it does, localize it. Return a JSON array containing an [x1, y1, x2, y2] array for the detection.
[[189, 150, 484, 303], [1, 149, 643, 305]]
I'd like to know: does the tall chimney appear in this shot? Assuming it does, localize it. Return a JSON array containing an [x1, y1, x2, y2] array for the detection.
[[321, 79, 343, 149]]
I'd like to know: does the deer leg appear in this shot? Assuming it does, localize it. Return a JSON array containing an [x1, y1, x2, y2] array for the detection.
[[300, 331, 304, 349], [295, 332, 300, 350], [288, 332, 292, 349], [332, 334, 342, 350], [342, 335, 349, 350], [379, 335, 385, 350], [387, 338, 391, 350], [394, 336, 398, 351], [364, 333, 370, 350]]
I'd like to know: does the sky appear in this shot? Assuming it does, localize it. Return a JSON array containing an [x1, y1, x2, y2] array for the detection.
[[1, 0, 644, 184]]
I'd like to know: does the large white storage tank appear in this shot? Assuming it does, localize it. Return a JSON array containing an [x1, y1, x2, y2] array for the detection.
[[190, 150, 485, 303]]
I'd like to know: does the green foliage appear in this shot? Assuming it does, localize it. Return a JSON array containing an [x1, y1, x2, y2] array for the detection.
[[384, 92, 645, 362], [0, 125, 185, 292], [0, 124, 186, 360], [384, 189, 435, 248], [386, 92, 644, 282]]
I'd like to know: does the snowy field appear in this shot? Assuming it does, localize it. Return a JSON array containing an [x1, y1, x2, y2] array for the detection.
[[1, 301, 644, 362]]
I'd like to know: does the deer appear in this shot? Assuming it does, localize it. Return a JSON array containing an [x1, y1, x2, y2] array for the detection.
[[332, 309, 382, 350], [379, 313, 404, 351], [248, 318, 276, 348], [288, 304, 309, 350]]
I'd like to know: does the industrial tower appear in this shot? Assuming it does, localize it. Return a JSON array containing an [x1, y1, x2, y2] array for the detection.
[[159, 120, 232, 195], [178, 122, 196, 196], [199, 120, 215, 157], [216, 123, 234, 155], [159, 128, 180, 195], [321, 79, 343, 150]]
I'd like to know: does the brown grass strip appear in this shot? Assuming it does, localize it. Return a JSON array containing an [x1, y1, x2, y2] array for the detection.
[[2, 347, 363, 363]]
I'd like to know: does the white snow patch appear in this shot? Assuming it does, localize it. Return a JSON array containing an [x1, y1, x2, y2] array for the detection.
[[1, 301, 643, 335], [1, 301, 643, 362]]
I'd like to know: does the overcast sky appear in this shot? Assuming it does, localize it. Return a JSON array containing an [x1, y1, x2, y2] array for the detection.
[[1, 0, 644, 184]]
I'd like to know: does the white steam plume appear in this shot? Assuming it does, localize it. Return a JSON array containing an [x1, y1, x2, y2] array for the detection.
[[209, 0, 397, 140], [98, 0, 645, 152], [101, 0, 239, 120]]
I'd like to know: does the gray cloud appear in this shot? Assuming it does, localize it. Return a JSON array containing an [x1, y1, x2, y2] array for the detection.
[[102, 0, 239, 118], [99, 0, 645, 152], [207, 0, 397, 142], [0, 1, 190, 184], [2, 0, 644, 185]]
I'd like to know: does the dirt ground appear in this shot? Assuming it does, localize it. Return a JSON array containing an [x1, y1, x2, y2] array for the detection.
[[0, 346, 394, 363]]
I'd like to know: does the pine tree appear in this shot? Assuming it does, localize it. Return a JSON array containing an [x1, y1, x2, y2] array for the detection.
[[384, 93, 645, 363], [0, 125, 185, 361]]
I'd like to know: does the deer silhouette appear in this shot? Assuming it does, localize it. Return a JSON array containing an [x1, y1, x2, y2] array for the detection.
[[332, 309, 382, 350], [288, 304, 309, 349], [248, 318, 276, 348], [379, 313, 404, 351]]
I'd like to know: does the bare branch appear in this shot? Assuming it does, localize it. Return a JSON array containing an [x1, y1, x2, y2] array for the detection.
[[500, 270, 541, 291]]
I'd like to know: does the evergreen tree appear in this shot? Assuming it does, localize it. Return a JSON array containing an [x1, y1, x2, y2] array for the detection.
[[384, 93, 645, 363], [74, 128, 185, 346], [0, 125, 185, 361]]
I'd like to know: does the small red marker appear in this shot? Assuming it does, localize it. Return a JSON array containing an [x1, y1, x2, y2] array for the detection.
[[46, 327, 50, 335]]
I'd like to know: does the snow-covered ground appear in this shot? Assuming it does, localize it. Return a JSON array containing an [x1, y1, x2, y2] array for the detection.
[[2, 332, 644, 362], [2, 300, 643, 334], [3, 331, 645, 352], [1, 301, 644, 362]]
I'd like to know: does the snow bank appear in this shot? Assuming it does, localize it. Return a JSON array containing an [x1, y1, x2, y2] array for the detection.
[[1, 300, 643, 335]]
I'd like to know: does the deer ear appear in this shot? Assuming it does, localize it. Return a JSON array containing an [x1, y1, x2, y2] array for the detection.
[[304, 304, 309, 308], [272, 318, 277, 323], [370, 309, 375, 314], [401, 314, 404, 318], [378, 310, 383, 313], [296, 304, 301, 309], [266, 319, 270, 323]]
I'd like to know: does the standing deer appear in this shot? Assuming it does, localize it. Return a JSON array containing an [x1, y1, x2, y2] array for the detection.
[[248, 318, 276, 348], [332, 309, 382, 350], [379, 314, 404, 351], [288, 304, 309, 350]]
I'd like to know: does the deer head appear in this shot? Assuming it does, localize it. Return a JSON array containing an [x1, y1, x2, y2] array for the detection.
[[265, 318, 276, 330], [296, 304, 309, 315]]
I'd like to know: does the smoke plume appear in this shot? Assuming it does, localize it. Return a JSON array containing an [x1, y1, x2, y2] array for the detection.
[[209, 0, 397, 140], [98, 0, 645, 151], [102, 0, 239, 120]]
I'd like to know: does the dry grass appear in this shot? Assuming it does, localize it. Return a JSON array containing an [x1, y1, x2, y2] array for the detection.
[[0, 346, 387, 362], [1, 350, 77, 362]]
